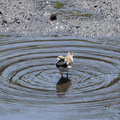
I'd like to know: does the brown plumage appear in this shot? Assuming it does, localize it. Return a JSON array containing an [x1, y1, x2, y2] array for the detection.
[[65, 52, 74, 65]]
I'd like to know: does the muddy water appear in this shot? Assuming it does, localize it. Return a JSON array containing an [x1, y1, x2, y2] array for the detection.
[[0, 36, 120, 120]]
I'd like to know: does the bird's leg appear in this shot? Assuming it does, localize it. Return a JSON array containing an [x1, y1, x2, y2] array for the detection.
[[61, 72, 63, 76], [67, 72, 69, 77]]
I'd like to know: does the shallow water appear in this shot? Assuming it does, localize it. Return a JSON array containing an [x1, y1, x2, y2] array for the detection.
[[0, 36, 120, 120]]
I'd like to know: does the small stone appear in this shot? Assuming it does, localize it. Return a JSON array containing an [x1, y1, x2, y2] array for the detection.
[[19, 2, 22, 4], [76, 26, 80, 28], [50, 13, 57, 21], [0, 11, 3, 15], [14, 18, 21, 24], [94, 5, 98, 8], [28, 18, 30, 20], [2, 20, 7, 24]]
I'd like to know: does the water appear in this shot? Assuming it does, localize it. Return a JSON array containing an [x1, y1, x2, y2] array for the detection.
[[0, 35, 120, 120]]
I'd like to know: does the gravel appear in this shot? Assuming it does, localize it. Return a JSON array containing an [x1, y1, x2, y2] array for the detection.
[[0, 0, 120, 37]]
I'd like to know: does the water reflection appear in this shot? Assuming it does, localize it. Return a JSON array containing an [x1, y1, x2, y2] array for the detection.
[[0, 36, 120, 120], [56, 75, 71, 96]]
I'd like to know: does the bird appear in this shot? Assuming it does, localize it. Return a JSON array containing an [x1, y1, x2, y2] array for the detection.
[[56, 52, 74, 76]]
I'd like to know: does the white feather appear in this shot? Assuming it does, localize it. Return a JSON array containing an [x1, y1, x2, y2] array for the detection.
[[58, 67, 69, 72]]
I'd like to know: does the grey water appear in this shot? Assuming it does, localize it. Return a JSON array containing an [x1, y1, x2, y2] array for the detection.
[[0, 35, 120, 120]]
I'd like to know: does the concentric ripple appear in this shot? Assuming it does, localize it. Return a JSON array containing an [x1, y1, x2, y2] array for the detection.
[[0, 36, 120, 119]]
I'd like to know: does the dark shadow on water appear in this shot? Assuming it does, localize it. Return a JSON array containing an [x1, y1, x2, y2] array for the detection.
[[56, 75, 71, 97]]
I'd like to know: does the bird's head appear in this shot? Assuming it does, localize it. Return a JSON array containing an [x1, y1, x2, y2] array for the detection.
[[67, 52, 74, 57]]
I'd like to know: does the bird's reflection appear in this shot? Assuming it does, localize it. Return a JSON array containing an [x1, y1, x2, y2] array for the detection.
[[56, 75, 71, 96]]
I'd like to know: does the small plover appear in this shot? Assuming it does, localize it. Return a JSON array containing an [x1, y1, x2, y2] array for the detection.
[[56, 52, 74, 75]]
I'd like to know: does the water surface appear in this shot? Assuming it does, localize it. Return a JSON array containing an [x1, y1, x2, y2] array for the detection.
[[0, 36, 120, 120]]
